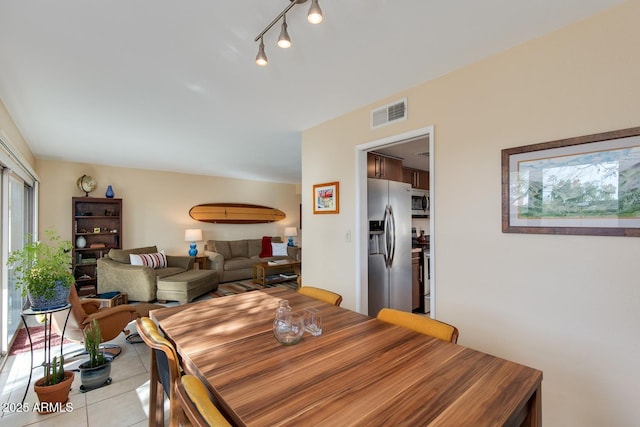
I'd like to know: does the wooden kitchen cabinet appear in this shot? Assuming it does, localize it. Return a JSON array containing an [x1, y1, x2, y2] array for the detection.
[[367, 152, 403, 182], [402, 167, 429, 190]]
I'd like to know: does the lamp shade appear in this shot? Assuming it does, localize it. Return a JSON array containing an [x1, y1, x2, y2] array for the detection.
[[284, 227, 298, 237], [184, 229, 203, 242]]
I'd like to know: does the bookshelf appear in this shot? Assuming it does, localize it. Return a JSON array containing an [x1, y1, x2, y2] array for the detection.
[[72, 197, 122, 296]]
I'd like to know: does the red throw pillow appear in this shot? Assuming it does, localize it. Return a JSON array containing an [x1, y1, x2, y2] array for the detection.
[[259, 236, 272, 257]]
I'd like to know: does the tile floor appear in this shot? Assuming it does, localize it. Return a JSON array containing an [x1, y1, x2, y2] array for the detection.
[[0, 321, 167, 427]]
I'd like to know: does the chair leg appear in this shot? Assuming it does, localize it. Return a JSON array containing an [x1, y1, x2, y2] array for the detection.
[[148, 352, 164, 427], [154, 380, 165, 427], [100, 344, 122, 359]]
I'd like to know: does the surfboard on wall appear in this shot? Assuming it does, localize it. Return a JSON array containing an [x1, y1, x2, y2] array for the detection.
[[189, 203, 286, 224]]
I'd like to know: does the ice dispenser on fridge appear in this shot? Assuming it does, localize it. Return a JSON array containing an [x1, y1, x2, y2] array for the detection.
[[369, 220, 384, 254]]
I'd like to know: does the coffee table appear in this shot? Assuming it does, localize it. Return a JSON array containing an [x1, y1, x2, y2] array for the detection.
[[252, 260, 301, 287]]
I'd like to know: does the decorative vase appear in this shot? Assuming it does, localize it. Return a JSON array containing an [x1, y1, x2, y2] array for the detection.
[[105, 185, 114, 198], [33, 371, 74, 413], [78, 359, 112, 392], [28, 281, 71, 312], [76, 235, 86, 248]]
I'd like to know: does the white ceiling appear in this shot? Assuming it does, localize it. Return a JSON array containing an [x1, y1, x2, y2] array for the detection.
[[0, 1, 625, 183]]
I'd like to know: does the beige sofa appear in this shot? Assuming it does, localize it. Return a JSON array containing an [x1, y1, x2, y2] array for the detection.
[[97, 245, 196, 302], [204, 238, 300, 283]]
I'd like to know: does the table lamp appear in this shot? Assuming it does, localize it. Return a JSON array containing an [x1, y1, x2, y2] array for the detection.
[[284, 227, 297, 247], [184, 229, 203, 256]]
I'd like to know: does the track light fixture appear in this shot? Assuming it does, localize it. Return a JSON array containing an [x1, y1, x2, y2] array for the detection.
[[307, 0, 323, 24], [254, 0, 323, 66], [277, 15, 291, 48], [255, 38, 268, 66]]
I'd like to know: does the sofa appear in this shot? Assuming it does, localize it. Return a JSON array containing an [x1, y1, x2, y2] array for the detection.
[[97, 245, 218, 302], [204, 238, 300, 283]]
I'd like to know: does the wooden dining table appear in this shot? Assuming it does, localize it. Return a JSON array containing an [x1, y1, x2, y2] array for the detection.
[[151, 288, 542, 426]]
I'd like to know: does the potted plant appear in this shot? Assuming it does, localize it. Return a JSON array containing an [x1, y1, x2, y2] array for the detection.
[[6, 229, 73, 311], [33, 355, 75, 413], [78, 319, 112, 391]]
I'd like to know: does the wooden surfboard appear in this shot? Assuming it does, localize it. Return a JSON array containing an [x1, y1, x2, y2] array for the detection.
[[189, 203, 286, 224]]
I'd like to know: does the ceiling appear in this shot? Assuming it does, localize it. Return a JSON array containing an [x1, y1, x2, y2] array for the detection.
[[0, 1, 625, 184]]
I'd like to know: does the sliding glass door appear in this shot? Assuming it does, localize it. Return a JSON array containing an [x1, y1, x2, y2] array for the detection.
[[1, 170, 34, 356]]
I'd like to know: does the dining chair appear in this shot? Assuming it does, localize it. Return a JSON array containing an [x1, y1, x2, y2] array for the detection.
[[136, 317, 186, 427], [297, 286, 343, 306], [175, 375, 232, 427], [377, 308, 459, 343]]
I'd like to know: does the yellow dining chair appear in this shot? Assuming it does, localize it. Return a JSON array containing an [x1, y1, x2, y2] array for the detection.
[[297, 286, 343, 306], [377, 308, 459, 343], [175, 375, 232, 427], [136, 317, 185, 427]]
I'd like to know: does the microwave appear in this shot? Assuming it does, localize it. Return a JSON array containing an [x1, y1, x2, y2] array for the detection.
[[411, 189, 429, 217]]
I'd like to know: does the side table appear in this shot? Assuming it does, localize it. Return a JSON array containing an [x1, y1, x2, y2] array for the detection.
[[20, 304, 71, 404], [82, 291, 128, 308], [193, 255, 210, 270]]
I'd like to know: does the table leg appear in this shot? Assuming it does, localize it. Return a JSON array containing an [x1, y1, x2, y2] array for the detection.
[[20, 315, 33, 405]]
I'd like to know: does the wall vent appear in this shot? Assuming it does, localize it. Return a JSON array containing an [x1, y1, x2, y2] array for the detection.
[[370, 98, 407, 129]]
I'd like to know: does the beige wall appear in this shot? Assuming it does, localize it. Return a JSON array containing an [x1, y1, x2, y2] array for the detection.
[[0, 100, 36, 169], [301, 2, 640, 426], [36, 159, 301, 254]]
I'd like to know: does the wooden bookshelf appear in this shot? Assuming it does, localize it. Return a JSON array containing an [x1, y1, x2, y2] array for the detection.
[[72, 197, 122, 296]]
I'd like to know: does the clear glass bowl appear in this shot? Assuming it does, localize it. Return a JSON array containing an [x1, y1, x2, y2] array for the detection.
[[273, 312, 305, 345]]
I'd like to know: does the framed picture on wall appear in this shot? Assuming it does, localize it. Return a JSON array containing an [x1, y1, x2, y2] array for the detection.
[[502, 126, 640, 236], [313, 181, 339, 214]]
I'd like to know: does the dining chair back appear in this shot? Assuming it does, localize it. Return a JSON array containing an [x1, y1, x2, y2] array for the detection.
[[175, 375, 232, 427], [136, 317, 184, 427], [377, 308, 459, 343], [297, 286, 343, 306]]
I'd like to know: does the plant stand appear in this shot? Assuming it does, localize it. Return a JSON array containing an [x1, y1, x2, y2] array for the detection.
[[20, 304, 71, 404]]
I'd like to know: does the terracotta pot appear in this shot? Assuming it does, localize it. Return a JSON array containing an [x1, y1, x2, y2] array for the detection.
[[33, 371, 74, 413]]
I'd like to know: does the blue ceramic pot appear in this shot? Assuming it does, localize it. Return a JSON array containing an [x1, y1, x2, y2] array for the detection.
[[79, 358, 112, 391], [28, 281, 71, 312]]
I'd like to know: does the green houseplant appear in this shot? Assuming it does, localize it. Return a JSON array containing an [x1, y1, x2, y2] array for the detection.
[[6, 229, 73, 311], [78, 319, 112, 391]]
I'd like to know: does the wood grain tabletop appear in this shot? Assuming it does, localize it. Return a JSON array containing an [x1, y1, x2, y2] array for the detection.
[[152, 288, 542, 426]]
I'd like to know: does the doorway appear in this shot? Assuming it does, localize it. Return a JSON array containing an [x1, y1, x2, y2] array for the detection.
[[355, 126, 435, 316]]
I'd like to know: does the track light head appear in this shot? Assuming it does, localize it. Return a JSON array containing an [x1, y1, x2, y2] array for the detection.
[[308, 0, 323, 24], [255, 38, 268, 66], [277, 16, 291, 48]]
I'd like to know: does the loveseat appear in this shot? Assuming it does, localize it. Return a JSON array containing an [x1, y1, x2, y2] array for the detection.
[[97, 245, 216, 302], [204, 238, 300, 283]]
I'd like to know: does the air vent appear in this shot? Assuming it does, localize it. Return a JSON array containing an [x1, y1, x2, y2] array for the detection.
[[370, 98, 407, 129]]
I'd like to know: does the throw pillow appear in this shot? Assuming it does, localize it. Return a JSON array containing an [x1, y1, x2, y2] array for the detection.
[[130, 250, 167, 269], [260, 236, 272, 257], [271, 242, 287, 257]]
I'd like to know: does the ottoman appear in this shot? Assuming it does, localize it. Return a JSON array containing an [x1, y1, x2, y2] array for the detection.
[[156, 269, 219, 304]]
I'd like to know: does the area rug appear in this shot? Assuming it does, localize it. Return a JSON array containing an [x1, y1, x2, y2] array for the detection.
[[9, 325, 71, 356], [211, 279, 298, 298]]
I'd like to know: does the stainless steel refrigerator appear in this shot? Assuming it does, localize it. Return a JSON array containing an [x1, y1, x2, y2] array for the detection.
[[368, 178, 412, 316]]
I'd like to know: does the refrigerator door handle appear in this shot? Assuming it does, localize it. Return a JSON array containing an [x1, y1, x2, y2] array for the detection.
[[382, 205, 390, 268], [387, 205, 396, 268]]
